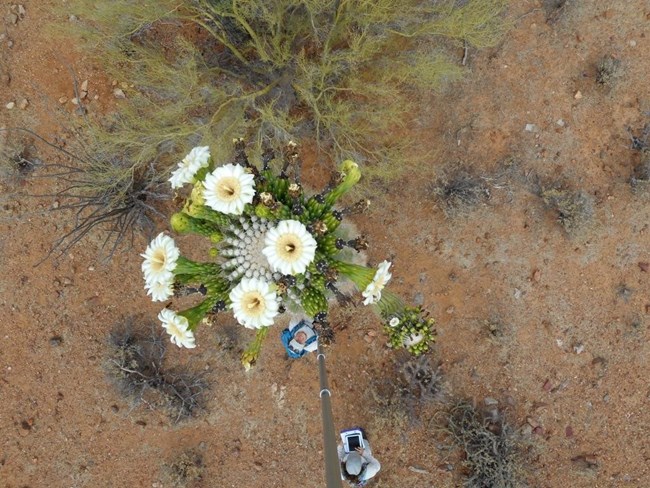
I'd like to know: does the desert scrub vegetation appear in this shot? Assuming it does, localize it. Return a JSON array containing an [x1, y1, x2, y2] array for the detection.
[[428, 164, 491, 217], [63, 0, 508, 172], [17, 126, 170, 261], [440, 400, 526, 488], [368, 353, 445, 428], [537, 182, 594, 235], [107, 318, 208, 423]]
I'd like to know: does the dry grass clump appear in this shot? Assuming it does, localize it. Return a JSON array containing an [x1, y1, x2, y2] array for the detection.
[[163, 449, 204, 488], [368, 353, 445, 428], [539, 185, 594, 235], [631, 150, 650, 191], [0, 132, 41, 188], [428, 165, 491, 217], [595, 55, 622, 87], [442, 401, 525, 488], [107, 318, 208, 423]]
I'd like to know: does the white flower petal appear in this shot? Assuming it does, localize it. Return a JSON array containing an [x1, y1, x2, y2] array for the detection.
[[229, 278, 279, 329], [361, 260, 392, 305], [262, 220, 317, 276], [169, 146, 211, 189], [146, 278, 174, 302], [203, 164, 255, 215], [141, 233, 180, 285], [158, 308, 196, 348]]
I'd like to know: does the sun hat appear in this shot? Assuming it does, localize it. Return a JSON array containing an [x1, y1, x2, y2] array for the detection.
[[345, 452, 363, 475]]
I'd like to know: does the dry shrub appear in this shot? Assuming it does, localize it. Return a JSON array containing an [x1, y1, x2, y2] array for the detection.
[[442, 401, 525, 488], [429, 165, 491, 217], [595, 55, 622, 87], [539, 185, 594, 235], [367, 353, 445, 429], [163, 449, 204, 488], [107, 318, 208, 423]]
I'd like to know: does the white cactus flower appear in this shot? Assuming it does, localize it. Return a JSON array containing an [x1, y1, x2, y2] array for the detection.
[[203, 163, 255, 215]]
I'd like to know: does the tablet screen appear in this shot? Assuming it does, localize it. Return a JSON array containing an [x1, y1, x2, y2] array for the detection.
[[347, 434, 361, 451]]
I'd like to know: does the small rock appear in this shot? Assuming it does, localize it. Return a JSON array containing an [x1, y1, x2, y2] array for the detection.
[[87, 266, 95, 271], [363, 334, 374, 343], [80, 91, 88, 100], [543, 379, 553, 392], [52, 201, 60, 209], [18, 98, 28, 109], [413, 292, 424, 306], [1, 72, 10, 86], [574, 90, 583, 99], [5, 101, 15, 109], [68, 14, 78, 22], [513, 288, 522, 299], [71, 98, 79, 105], [638, 262, 649, 272], [445, 305, 455, 315], [556, 119, 565, 127], [532, 426, 544, 435], [93, 94, 99, 100], [565, 426, 574, 438], [17, 5, 26, 16], [573, 343, 585, 354], [524, 123, 536, 132], [629, 40, 637, 47], [62, 277, 73, 286], [58, 96, 68, 104], [75, 106, 87, 116], [7, 13, 18, 25], [484, 397, 498, 406], [49, 336, 63, 347], [367, 330, 377, 337], [532, 268, 541, 282], [80, 79, 88, 92], [526, 417, 540, 428], [113, 88, 126, 99]]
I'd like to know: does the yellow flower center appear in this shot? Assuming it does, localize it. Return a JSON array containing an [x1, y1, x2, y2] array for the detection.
[[242, 292, 266, 317], [277, 234, 302, 262], [167, 321, 182, 338], [150, 248, 167, 272], [216, 176, 241, 202]]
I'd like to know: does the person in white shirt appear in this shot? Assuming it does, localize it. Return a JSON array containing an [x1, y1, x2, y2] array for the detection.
[[338, 441, 381, 486]]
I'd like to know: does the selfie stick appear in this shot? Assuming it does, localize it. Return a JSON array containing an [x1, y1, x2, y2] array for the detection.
[[317, 342, 344, 488]]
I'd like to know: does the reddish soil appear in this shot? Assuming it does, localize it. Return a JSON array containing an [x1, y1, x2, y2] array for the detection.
[[2, 1, 650, 487]]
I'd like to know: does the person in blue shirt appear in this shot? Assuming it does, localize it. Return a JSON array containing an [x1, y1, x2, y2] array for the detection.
[[281, 317, 318, 358]]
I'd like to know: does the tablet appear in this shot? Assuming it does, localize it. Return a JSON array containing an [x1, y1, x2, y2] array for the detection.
[[341, 429, 365, 453]]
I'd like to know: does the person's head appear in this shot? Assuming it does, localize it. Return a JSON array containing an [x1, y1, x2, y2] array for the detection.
[[343, 452, 363, 482], [294, 330, 308, 345]]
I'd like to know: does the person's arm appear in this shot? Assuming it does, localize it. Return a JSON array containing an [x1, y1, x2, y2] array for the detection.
[[357, 442, 380, 481], [360, 451, 380, 481], [337, 445, 346, 480]]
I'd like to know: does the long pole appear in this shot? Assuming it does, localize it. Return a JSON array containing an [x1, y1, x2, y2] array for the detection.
[[317, 343, 344, 488]]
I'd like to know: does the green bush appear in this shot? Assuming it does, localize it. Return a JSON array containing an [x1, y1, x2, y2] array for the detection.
[[65, 0, 508, 170]]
